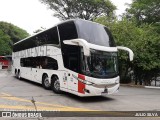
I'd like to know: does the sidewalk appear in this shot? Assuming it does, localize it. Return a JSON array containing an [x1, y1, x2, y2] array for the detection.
[[120, 84, 144, 88], [121, 83, 160, 89]]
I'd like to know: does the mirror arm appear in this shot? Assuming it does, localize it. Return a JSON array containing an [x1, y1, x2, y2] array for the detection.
[[117, 46, 134, 61]]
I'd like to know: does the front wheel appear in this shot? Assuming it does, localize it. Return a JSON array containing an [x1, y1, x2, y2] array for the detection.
[[51, 77, 61, 94]]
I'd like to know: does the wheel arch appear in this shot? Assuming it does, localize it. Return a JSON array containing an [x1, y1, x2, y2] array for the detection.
[[51, 74, 59, 81]]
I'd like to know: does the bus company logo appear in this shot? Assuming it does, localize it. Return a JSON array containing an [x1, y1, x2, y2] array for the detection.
[[2, 112, 11, 117], [13, 46, 51, 59]]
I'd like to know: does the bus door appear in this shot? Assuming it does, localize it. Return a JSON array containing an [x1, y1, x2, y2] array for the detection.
[[67, 53, 79, 92]]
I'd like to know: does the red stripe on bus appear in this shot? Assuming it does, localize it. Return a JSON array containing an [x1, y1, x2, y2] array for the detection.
[[78, 74, 85, 94]]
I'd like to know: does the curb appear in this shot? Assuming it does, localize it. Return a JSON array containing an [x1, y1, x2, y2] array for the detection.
[[121, 84, 160, 89], [145, 86, 160, 89], [120, 84, 144, 88]]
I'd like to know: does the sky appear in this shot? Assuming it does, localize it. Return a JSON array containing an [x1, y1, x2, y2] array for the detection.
[[0, 0, 132, 35]]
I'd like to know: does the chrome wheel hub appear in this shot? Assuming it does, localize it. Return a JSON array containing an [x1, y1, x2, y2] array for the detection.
[[44, 78, 50, 87]]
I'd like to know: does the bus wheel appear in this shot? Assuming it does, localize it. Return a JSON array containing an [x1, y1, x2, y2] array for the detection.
[[15, 71, 18, 78], [42, 74, 51, 90], [17, 71, 21, 80], [51, 77, 61, 94], [15, 69, 17, 77]]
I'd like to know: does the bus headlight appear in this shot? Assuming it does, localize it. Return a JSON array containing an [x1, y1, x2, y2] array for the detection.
[[73, 74, 94, 85], [78, 78, 94, 85], [85, 81, 94, 85]]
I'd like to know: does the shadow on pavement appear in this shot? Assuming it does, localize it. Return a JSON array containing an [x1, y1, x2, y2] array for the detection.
[[14, 76, 115, 102], [61, 92, 115, 103], [14, 77, 42, 88]]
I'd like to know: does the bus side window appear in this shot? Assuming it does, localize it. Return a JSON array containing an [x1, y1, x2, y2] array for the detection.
[[41, 57, 58, 70], [20, 58, 23, 67]]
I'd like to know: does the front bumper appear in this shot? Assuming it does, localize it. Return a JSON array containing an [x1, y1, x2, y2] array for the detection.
[[78, 83, 120, 97]]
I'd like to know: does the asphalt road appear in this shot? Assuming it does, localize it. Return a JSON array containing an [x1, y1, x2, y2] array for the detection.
[[0, 70, 160, 120]]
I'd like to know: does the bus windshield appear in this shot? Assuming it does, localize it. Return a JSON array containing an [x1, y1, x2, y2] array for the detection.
[[81, 49, 118, 78], [75, 20, 116, 47]]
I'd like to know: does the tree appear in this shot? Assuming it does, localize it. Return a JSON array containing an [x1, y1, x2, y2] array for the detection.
[[0, 30, 11, 55], [0, 22, 29, 43], [39, 0, 116, 20], [0, 22, 29, 55], [126, 0, 160, 24], [33, 27, 46, 34], [95, 17, 160, 85]]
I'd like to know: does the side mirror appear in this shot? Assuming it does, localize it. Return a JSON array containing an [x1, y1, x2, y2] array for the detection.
[[117, 46, 134, 61]]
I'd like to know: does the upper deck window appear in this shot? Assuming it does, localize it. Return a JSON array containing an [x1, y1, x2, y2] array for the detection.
[[13, 27, 59, 52], [58, 21, 78, 41]]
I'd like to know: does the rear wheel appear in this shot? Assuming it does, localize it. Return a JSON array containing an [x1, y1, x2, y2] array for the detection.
[[42, 74, 51, 90], [15, 70, 20, 79], [15, 69, 17, 77], [15, 71, 18, 78], [17, 71, 21, 80], [51, 76, 61, 94]]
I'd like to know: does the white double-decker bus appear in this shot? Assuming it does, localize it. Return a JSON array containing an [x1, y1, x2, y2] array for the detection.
[[12, 19, 133, 96]]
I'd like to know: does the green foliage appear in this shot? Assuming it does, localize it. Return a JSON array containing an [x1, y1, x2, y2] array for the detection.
[[0, 30, 11, 55], [33, 27, 46, 33], [0, 22, 29, 55], [126, 0, 160, 24], [39, 0, 116, 20], [0, 22, 29, 43], [95, 17, 160, 85]]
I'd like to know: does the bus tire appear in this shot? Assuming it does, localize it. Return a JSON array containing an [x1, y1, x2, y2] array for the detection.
[[15, 69, 17, 76], [15, 69, 18, 78], [17, 70, 21, 80], [51, 76, 61, 94], [42, 74, 51, 90]]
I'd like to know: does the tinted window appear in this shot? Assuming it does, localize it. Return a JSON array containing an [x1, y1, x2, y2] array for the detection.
[[13, 27, 59, 52], [42, 57, 58, 70], [35, 33, 47, 46], [104, 27, 115, 47], [46, 27, 59, 44], [20, 58, 32, 67], [75, 20, 116, 47], [13, 36, 37, 52], [20, 57, 58, 70], [58, 21, 78, 41], [25, 37, 37, 49]]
